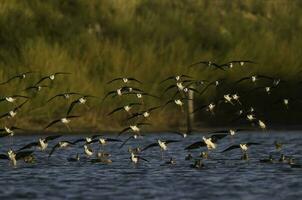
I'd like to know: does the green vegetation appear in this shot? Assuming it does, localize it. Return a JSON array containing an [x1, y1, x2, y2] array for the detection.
[[0, 0, 301, 132]]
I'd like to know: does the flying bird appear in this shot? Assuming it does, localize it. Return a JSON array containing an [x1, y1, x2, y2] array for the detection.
[[0, 71, 36, 85], [44, 116, 80, 130], [185, 134, 228, 150], [107, 77, 142, 84], [35, 72, 71, 85]]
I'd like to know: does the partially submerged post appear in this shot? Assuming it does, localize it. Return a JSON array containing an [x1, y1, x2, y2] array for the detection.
[[186, 88, 194, 134]]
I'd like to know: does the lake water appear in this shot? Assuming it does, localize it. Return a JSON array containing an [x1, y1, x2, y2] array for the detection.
[[0, 131, 301, 200]]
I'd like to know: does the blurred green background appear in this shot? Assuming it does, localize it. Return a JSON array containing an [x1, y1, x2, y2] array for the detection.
[[0, 0, 301, 132]]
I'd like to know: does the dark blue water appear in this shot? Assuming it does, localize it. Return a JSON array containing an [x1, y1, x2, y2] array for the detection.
[[0, 131, 302, 200]]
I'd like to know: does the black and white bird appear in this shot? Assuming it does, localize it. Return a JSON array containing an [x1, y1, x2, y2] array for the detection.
[[35, 72, 71, 85], [126, 106, 161, 121], [0, 95, 30, 104], [141, 139, 179, 152], [0, 71, 36, 85], [18, 135, 62, 151], [67, 95, 96, 115], [107, 77, 142, 84], [46, 92, 82, 103], [130, 152, 148, 164], [0, 149, 34, 166], [209, 128, 250, 136], [48, 140, 76, 157], [188, 61, 226, 71], [0, 126, 23, 138], [185, 134, 228, 150], [24, 85, 49, 92], [107, 103, 142, 116], [102, 87, 144, 101], [160, 75, 192, 84], [44, 116, 80, 131], [222, 143, 261, 153], [118, 123, 151, 137], [0, 100, 28, 119]]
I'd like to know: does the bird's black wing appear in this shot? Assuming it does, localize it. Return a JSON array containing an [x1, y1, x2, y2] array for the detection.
[[46, 94, 63, 103], [119, 136, 135, 149], [44, 119, 61, 130], [0, 154, 8, 159], [234, 77, 251, 85], [48, 143, 60, 157], [221, 145, 240, 153], [117, 127, 131, 137], [45, 135, 62, 142], [106, 138, 122, 142], [67, 100, 79, 115], [165, 140, 180, 144], [210, 134, 228, 143], [35, 76, 49, 85], [128, 78, 142, 84], [160, 76, 175, 84], [0, 75, 22, 85], [107, 107, 124, 116], [16, 151, 34, 160], [185, 141, 205, 150], [54, 72, 71, 76], [141, 143, 159, 151], [0, 113, 9, 120], [106, 78, 122, 84], [18, 142, 39, 151]]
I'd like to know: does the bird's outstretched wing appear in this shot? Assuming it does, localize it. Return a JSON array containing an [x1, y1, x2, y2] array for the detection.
[[18, 142, 39, 151], [45, 135, 62, 142], [141, 143, 159, 151], [44, 119, 61, 130], [221, 145, 240, 153], [185, 141, 205, 150]]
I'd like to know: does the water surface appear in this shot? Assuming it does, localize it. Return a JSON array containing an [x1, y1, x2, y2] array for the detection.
[[0, 131, 301, 200]]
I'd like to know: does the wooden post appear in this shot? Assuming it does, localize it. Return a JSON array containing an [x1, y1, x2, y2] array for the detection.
[[186, 87, 194, 134]]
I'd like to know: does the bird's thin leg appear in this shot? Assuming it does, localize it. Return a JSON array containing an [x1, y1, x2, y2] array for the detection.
[[65, 124, 72, 132]]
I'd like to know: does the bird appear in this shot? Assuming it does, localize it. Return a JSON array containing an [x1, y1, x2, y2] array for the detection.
[[107, 77, 142, 84], [0, 150, 34, 166], [126, 106, 161, 121], [209, 128, 250, 136], [160, 75, 192, 84], [0, 71, 35, 85], [35, 72, 71, 85], [24, 85, 49, 92], [46, 92, 82, 103], [67, 95, 96, 115], [107, 103, 142, 116], [102, 87, 144, 101], [117, 123, 151, 137], [83, 145, 93, 157], [0, 100, 28, 119], [188, 61, 226, 71], [44, 116, 80, 131], [224, 60, 256, 67], [0, 95, 30, 104], [130, 152, 148, 164], [141, 139, 179, 152], [199, 79, 225, 95], [221, 143, 261, 153], [185, 134, 228, 150], [48, 140, 76, 157], [0, 126, 23, 138], [163, 98, 192, 111], [18, 135, 62, 151]]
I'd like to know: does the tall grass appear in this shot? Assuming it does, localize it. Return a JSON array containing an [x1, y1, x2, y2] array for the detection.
[[0, 0, 301, 131]]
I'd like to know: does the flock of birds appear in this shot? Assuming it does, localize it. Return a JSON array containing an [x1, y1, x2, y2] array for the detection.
[[0, 59, 301, 169]]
